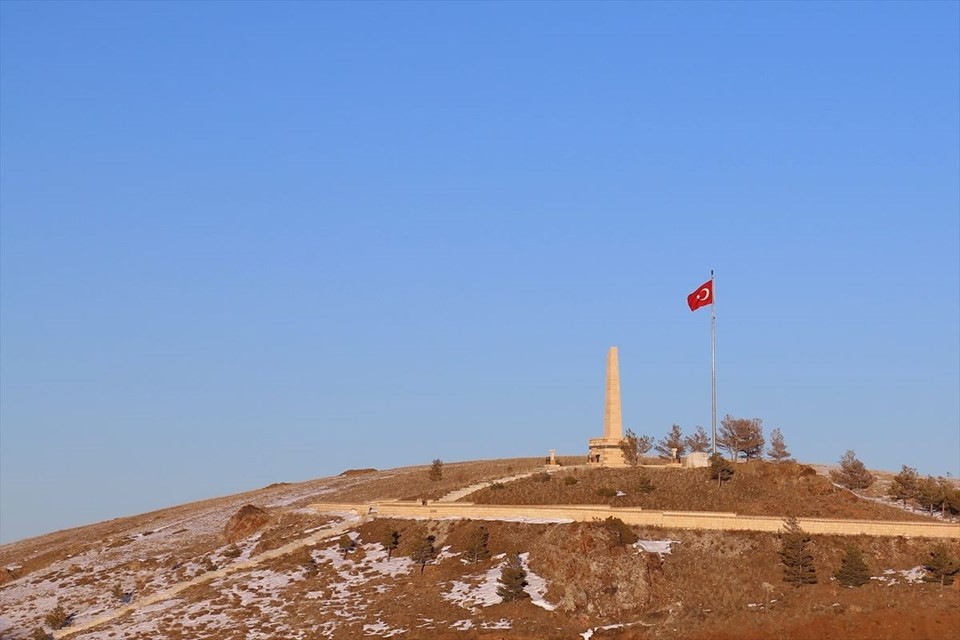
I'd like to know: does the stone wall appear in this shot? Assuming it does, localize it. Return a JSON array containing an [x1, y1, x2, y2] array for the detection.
[[310, 501, 960, 539]]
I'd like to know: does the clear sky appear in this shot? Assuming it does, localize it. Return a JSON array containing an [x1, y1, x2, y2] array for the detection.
[[1, 1, 958, 544]]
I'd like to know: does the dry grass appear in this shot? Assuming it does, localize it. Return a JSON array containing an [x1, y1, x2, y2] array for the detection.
[[467, 461, 938, 522]]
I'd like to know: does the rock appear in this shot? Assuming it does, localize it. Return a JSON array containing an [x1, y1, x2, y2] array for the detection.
[[223, 505, 270, 543]]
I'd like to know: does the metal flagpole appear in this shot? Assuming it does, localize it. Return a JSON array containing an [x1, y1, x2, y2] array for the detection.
[[711, 270, 717, 455]]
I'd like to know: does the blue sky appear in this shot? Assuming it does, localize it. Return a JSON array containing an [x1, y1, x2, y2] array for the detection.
[[1, 1, 957, 543]]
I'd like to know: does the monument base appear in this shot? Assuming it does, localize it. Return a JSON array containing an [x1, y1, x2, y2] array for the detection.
[[587, 437, 627, 467]]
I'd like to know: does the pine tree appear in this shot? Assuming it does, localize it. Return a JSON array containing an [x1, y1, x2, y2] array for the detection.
[[922, 542, 960, 587], [684, 425, 711, 453], [496, 552, 530, 602], [915, 476, 944, 514], [779, 517, 817, 587], [829, 450, 875, 491], [717, 415, 765, 460], [655, 424, 685, 460], [410, 534, 437, 575], [710, 452, 734, 489], [888, 465, 919, 507], [382, 529, 400, 561], [834, 546, 871, 587], [766, 428, 791, 462], [463, 526, 491, 564], [428, 459, 443, 481]]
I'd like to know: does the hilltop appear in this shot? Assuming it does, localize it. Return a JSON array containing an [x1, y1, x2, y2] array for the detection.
[[1, 457, 958, 640]]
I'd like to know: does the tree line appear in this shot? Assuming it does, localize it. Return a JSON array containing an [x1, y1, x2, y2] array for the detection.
[[620, 415, 791, 464]]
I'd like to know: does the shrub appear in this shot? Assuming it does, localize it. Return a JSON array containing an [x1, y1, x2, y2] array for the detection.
[[44, 603, 69, 630], [489, 482, 505, 491], [533, 471, 552, 483], [31, 628, 51, 640], [563, 475, 578, 486], [635, 476, 655, 493], [428, 459, 443, 481], [596, 487, 617, 498]]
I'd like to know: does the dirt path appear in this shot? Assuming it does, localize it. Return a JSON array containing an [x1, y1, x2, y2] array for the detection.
[[436, 466, 575, 502], [53, 515, 369, 639]]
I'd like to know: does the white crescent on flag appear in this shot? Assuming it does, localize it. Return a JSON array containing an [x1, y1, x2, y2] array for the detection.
[[697, 287, 710, 301]]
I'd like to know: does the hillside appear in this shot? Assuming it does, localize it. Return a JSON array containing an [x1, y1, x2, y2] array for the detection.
[[1, 457, 958, 640]]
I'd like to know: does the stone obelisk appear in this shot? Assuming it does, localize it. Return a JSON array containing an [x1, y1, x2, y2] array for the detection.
[[603, 346, 623, 441], [588, 346, 626, 466]]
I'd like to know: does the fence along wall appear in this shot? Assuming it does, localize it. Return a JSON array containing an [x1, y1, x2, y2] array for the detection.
[[310, 501, 960, 539]]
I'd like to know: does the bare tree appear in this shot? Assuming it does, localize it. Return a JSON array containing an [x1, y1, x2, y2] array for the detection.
[[684, 425, 710, 453], [718, 415, 765, 460], [829, 450, 875, 491], [766, 428, 791, 462]]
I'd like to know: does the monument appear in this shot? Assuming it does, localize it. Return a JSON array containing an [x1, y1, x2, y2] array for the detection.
[[588, 346, 627, 466]]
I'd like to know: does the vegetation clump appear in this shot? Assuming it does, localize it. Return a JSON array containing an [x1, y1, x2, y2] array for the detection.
[[563, 475, 578, 486], [600, 516, 638, 545], [655, 424, 686, 460], [44, 602, 69, 630], [337, 534, 356, 558], [533, 471, 552, 483], [620, 429, 653, 466]]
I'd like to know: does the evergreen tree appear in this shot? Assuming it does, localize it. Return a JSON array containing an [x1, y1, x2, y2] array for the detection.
[[428, 458, 444, 481], [834, 546, 871, 587], [382, 529, 401, 561], [710, 452, 734, 489], [829, 450, 875, 490], [655, 424, 685, 460], [922, 542, 960, 587], [410, 534, 437, 575], [915, 475, 944, 514], [684, 425, 711, 453], [766, 428, 791, 462], [779, 517, 817, 587], [888, 465, 919, 507], [464, 526, 491, 564], [496, 552, 530, 602], [717, 415, 765, 460]]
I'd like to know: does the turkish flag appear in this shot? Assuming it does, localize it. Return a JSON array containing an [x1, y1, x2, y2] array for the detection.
[[687, 279, 713, 311]]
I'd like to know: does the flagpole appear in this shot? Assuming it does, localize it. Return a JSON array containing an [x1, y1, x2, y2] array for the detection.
[[711, 269, 717, 455]]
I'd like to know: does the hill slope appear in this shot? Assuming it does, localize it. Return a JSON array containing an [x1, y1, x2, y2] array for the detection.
[[1, 457, 958, 640]]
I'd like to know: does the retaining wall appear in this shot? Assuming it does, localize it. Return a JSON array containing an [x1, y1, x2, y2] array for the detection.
[[310, 501, 960, 539]]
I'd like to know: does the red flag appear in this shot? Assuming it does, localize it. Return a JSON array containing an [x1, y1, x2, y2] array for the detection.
[[687, 279, 713, 311]]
